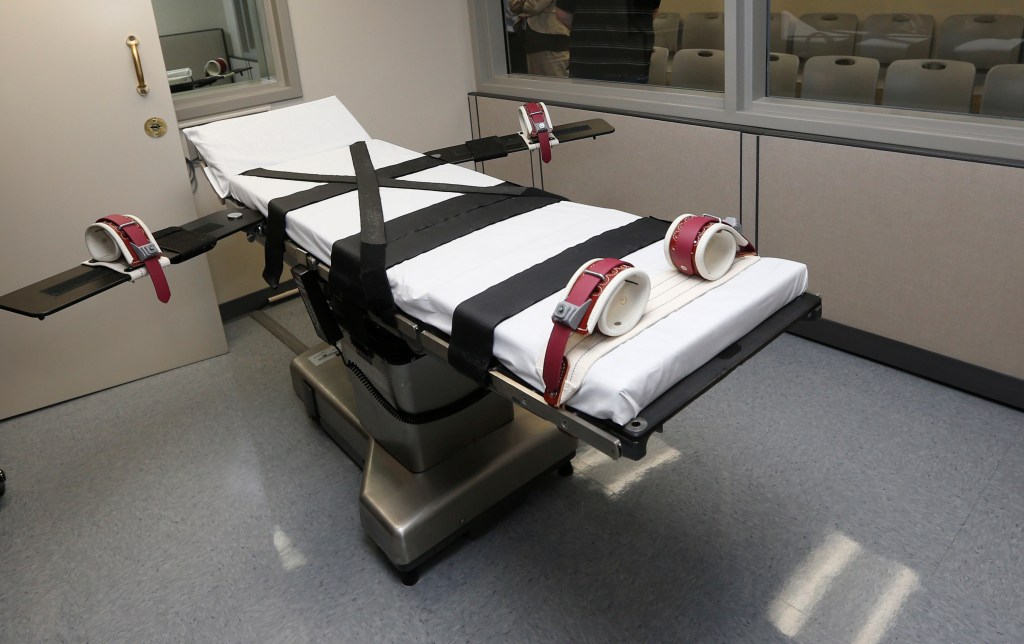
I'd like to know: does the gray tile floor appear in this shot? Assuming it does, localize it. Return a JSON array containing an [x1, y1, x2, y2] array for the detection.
[[1, 298, 1022, 643]]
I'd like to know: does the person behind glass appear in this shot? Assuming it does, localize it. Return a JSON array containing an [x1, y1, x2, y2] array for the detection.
[[555, 0, 660, 83], [504, 0, 529, 74], [510, 0, 570, 77]]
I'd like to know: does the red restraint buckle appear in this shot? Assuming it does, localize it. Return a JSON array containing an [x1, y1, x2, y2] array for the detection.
[[523, 101, 553, 164], [97, 214, 171, 303], [542, 258, 632, 406]]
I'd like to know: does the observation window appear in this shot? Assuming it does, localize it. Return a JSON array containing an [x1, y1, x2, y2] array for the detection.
[[151, 0, 302, 121], [504, 0, 726, 92], [767, 2, 1024, 120]]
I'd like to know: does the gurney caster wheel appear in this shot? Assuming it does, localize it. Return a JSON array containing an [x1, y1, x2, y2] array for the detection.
[[558, 461, 573, 477]]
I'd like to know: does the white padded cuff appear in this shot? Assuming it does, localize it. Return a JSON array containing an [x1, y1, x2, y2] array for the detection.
[[593, 266, 650, 336], [564, 259, 650, 336], [85, 215, 161, 265], [695, 223, 739, 281]]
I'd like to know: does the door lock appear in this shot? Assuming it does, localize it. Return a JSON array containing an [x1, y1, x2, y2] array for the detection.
[[144, 117, 168, 138]]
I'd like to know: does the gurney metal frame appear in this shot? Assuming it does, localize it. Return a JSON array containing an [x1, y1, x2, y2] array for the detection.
[[0, 117, 821, 583]]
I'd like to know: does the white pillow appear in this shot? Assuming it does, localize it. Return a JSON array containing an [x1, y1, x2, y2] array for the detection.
[[183, 96, 370, 198]]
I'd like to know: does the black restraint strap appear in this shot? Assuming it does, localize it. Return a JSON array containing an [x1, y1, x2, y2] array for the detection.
[[245, 167, 528, 197], [350, 141, 396, 321], [255, 155, 445, 287], [448, 216, 670, 383], [376, 193, 510, 240], [330, 191, 563, 309], [379, 193, 560, 267]]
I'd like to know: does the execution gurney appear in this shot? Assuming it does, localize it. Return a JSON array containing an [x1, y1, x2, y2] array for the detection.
[[0, 97, 820, 583]]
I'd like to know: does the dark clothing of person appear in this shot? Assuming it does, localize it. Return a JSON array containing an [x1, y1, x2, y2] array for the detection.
[[556, 0, 661, 83]]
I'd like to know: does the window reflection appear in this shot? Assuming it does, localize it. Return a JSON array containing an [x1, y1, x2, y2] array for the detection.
[[768, 1, 1024, 120], [152, 0, 270, 95], [504, 0, 727, 90], [509, 0, 570, 77], [555, 0, 661, 83]]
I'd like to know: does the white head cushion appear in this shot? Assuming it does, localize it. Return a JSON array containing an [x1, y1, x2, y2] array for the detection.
[[182, 96, 370, 198]]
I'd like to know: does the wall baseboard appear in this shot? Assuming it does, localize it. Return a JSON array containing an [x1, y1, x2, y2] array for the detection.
[[790, 319, 1023, 412]]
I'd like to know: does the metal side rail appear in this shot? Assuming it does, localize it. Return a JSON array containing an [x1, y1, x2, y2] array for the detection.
[[0, 208, 263, 319]]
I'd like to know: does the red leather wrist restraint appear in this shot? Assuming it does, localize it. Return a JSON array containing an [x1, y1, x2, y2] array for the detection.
[[542, 258, 641, 406], [665, 214, 756, 281], [521, 101, 553, 163], [89, 214, 171, 303]]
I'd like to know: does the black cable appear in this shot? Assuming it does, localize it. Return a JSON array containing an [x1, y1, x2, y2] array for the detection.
[[185, 157, 201, 194]]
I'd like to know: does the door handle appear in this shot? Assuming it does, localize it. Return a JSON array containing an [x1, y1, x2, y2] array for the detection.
[[126, 35, 149, 96]]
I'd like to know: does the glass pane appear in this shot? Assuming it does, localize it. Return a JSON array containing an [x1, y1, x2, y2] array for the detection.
[[767, 1, 1024, 120], [152, 0, 271, 96], [504, 0, 725, 89]]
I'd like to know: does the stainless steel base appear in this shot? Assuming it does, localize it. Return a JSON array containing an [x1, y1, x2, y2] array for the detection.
[[290, 344, 578, 572], [359, 407, 577, 569], [290, 344, 369, 466]]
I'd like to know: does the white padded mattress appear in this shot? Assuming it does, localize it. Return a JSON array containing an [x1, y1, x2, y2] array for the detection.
[[185, 98, 808, 424]]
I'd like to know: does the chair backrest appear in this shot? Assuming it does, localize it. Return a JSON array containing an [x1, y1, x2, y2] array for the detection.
[[856, 13, 935, 65], [653, 12, 681, 53], [793, 13, 859, 58], [768, 52, 800, 97], [649, 46, 669, 85], [980, 64, 1024, 117], [670, 48, 725, 92], [883, 59, 977, 113], [801, 55, 880, 104], [935, 14, 1024, 71], [681, 12, 725, 50]]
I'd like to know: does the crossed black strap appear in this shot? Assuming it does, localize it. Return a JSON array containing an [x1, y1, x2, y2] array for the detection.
[[244, 145, 559, 320], [248, 155, 442, 287]]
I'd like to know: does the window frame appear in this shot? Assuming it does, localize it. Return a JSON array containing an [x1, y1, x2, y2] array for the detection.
[[470, 0, 1024, 164], [167, 0, 302, 122]]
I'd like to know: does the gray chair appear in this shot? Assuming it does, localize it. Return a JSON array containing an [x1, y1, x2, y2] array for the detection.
[[681, 12, 725, 50], [980, 64, 1024, 118], [648, 46, 669, 85], [670, 48, 725, 92], [792, 13, 859, 59], [935, 14, 1024, 71], [801, 55, 880, 104], [653, 12, 681, 53], [883, 59, 977, 113], [768, 52, 800, 97], [856, 13, 936, 65]]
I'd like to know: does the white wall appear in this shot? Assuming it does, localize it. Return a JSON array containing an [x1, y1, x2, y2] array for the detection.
[[152, 0, 229, 35], [287, 0, 477, 150]]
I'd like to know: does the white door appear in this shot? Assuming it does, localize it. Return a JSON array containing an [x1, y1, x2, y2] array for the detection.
[[0, 2, 227, 419]]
